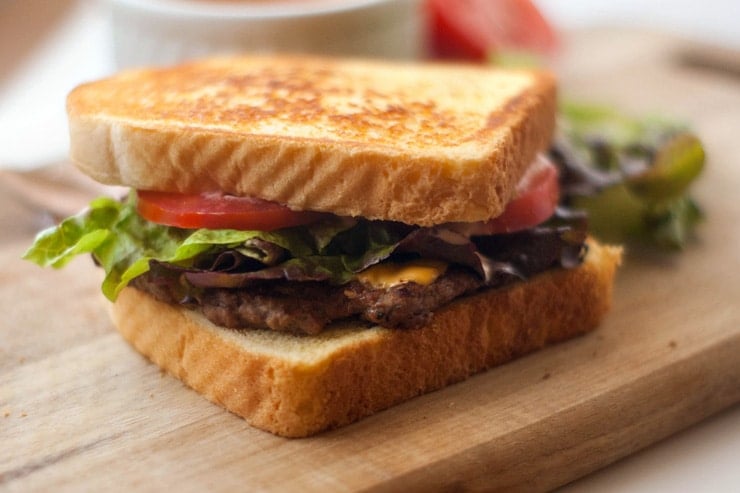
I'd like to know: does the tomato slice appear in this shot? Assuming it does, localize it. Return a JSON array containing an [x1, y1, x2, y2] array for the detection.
[[426, 0, 559, 61], [136, 157, 557, 233], [136, 191, 327, 231], [485, 155, 559, 234]]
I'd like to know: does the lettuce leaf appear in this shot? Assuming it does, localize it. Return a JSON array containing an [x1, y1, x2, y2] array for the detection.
[[24, 192, 587, 301], [24, 195, 186, 299], [553, 101, 705, 250], [22, 194, 407, 299]]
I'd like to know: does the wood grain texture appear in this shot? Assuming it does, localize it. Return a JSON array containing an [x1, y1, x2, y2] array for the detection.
[[2, 29, 740, 492]]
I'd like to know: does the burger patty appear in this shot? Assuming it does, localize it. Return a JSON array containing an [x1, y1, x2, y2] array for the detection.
[[130, 267, 485, 335]]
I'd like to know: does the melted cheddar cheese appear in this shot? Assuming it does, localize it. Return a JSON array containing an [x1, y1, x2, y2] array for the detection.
[[356, 259, 447, 289]]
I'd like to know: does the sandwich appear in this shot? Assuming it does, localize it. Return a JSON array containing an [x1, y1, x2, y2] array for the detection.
[[24, 55, 621, 437]]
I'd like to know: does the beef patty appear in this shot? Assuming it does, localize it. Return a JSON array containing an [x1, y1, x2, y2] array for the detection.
[[130, 267, 486, 335]]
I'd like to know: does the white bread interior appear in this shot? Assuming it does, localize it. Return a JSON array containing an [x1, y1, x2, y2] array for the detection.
[[109, 240, 621, 438], [67, 56, 556, 226]]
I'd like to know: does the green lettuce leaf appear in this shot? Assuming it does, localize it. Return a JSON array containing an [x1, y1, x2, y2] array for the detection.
[[553, 101, 706, 250], [22, 194, 404, 300], [24, 195, 189, 299], [24, 192, 587, 302]]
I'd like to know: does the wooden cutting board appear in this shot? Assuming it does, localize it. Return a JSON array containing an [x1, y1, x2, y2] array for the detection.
[[2, 29, 740, 492]]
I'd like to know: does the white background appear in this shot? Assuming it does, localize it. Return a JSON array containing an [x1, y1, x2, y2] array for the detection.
[[537, 0, 740, 49]]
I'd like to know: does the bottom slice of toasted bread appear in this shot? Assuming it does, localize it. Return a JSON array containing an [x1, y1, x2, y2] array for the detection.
[[109, 240, 621, 437]]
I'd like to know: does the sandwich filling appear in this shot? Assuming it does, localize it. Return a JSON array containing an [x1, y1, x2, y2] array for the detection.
[[25, 155, 587, 335]]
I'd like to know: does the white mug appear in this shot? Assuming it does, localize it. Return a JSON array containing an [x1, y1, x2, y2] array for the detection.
[[108, 0, 425, 68]]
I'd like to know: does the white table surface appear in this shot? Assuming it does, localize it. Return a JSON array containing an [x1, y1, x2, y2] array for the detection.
[[2, 1, 739, 490]]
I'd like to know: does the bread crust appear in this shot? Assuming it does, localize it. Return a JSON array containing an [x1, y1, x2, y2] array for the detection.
[[109, 240, 621, 437], [67, 56, 556, 226]]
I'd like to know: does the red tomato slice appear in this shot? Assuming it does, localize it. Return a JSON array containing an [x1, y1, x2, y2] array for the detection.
[[136, 191, 327, 231], [485, 156, 559, 234], [426, 0, 559, 61]]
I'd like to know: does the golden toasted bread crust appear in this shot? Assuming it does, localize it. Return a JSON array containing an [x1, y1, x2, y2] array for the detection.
[[109, 241, 621, 437], [68, 56, 556, 225]]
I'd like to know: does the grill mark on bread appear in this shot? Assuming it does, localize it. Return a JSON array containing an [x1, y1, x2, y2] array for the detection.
[[68, 56, 556, 224]]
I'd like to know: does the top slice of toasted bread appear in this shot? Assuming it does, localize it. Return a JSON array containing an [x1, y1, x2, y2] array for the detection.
[[67, 55, 556, 226]]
